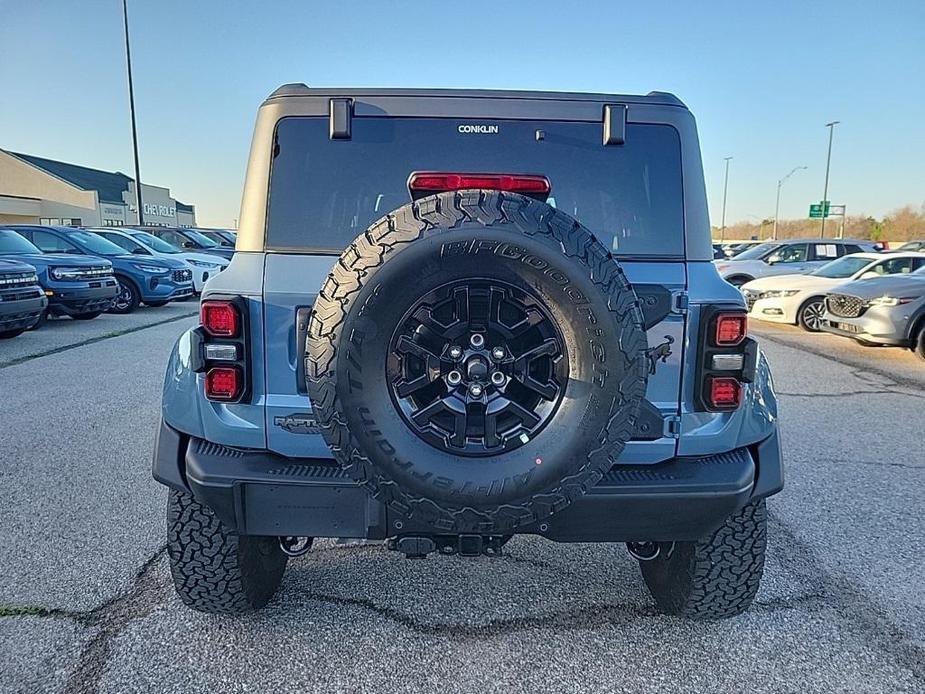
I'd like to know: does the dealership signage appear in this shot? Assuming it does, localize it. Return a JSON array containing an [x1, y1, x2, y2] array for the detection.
[[143, 203, 176, 219]]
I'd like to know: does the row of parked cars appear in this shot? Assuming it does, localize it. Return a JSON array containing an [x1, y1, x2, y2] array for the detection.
[[0, 225, 236, 339], [714, 237, 925, 360]]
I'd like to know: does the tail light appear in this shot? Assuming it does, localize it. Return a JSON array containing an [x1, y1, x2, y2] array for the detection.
[[707, 376, 742, 410], [201, 300, 239, 337], [696, 307, 756, 412], [408, 172, 551, 198], [714, 313, 747, 346], [205, 367, 242, 400], [191, 296, 249, 402]]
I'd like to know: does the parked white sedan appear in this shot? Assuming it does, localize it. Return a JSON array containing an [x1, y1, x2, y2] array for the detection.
[[741, 252, 925, 331], [92, 228, 228, 293]]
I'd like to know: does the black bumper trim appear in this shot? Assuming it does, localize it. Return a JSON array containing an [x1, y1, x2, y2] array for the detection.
[[154, 421, 782, 542]]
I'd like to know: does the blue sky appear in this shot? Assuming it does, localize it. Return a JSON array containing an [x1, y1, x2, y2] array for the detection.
[[1, 0, 923, 227]]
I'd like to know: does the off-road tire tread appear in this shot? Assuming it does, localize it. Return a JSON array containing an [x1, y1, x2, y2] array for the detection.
[[640, 499, 767, 619], [166, 489, 287, 614], [306, 190, 646, 534]]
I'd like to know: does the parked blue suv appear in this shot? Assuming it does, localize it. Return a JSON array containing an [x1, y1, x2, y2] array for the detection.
[[154, 86, 783, 620], [6, 225, 193, 314], [0, 228, 117, 324], [0, 258, 47, 338]]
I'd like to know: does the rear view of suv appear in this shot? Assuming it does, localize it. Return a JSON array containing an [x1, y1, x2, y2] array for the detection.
[[153, 86, 783, 620]]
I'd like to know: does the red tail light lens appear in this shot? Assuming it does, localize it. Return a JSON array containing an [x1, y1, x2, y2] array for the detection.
[[201, 301, 239, 337], [708, 377, 742, 409], [205, 366, 241, 401], [714, 313, 747, 346], [408, 172, 551, 195]]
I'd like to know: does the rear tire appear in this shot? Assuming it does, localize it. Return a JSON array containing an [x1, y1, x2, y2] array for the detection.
[[797, 297, 825, 332], [639, 499, 767, 619], [0, 328, 25, 339], [167, 489, 288, 614]]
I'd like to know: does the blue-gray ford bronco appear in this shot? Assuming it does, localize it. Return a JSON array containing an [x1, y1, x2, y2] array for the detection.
[[153, 85, 783, 618]]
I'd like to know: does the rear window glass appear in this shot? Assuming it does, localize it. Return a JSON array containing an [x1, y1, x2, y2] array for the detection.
[[266, 117, 684, 256]]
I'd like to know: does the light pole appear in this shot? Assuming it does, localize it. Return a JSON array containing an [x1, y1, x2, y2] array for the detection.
[[122, 0, 144, 225], [820, 121, 839, 238], [720, 156, 733, 241], [773, 166, 807, 240]]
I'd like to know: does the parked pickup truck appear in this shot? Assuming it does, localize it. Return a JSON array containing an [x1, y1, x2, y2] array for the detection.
[[0, 258, 47, 338], [0, 228, 116, 324]]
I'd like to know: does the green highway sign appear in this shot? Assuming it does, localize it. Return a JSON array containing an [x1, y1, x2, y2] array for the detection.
[[809, 201, 831, 218]]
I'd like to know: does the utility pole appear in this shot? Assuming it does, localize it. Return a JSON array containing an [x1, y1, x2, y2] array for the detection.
[[820, 121, 839, 238], [720, 156, 732, 241], [773, 165, 807, 240], [122, 0, 144, 225]]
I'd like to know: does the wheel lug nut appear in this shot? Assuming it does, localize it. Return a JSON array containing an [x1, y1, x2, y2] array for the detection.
[[491, 346, 505, 361], [447, 370, 462, 386], [448, 345, 462, 359], [469, 383, 484, 398], [491, 371, 506, 386], [469, 334, 485, 349]]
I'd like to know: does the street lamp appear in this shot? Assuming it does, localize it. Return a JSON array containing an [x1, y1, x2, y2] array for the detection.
[[122, 0, 144, 225], [720, 156, 733, 241], [773, 166, 807, 240], [820, 121, 840, 238]]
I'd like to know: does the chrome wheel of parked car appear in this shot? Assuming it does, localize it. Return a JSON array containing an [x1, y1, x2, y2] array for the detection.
[[798, 298, 825, 332]]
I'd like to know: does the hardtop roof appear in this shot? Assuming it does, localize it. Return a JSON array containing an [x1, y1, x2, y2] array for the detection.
[[266, 84, 687, 108]]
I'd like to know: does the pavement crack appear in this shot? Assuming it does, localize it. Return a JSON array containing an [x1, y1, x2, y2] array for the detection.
[[298, 591, 653, 639], [756, 332, 925, 394], [775, 389, 905, 399], [59, 545, 169, 694], [769, 512, 925, 682], [0, 604, 87, 622], [0, 312, 197, 369]]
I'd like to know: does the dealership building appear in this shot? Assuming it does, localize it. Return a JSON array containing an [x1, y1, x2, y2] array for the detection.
[[0, 149, 196, 227]]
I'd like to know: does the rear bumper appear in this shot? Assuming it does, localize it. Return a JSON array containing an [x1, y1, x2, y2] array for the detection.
[[154, 420, 783, 542]]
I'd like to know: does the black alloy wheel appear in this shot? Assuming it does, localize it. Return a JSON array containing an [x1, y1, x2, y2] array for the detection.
[[387, 279, 568, 457]]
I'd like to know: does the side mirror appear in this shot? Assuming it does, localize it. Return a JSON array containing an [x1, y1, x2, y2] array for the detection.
[[132, 247, 149, 255], [182, 240, 195, 249], [766, 254, 781, 265], [861, 271, 880, 280]]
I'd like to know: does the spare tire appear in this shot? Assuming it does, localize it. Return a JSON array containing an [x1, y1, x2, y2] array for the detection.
[[306, 190, 647, 534]]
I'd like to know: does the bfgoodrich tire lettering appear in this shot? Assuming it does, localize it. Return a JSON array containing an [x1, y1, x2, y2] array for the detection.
[[306, 190, 647, 534], [639, 499, 768, 619], [166, 490, 287, 614]]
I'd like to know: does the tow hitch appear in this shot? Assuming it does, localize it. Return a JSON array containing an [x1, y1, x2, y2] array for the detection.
[[388, 535, 510, 559]]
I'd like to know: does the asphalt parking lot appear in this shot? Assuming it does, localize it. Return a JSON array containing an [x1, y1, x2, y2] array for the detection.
[[0, 314, 922, 694]]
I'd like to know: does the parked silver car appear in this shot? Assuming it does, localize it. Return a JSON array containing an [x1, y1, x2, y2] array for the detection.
[[821, 265, 925, 360], [715, 238, 879, 287]]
